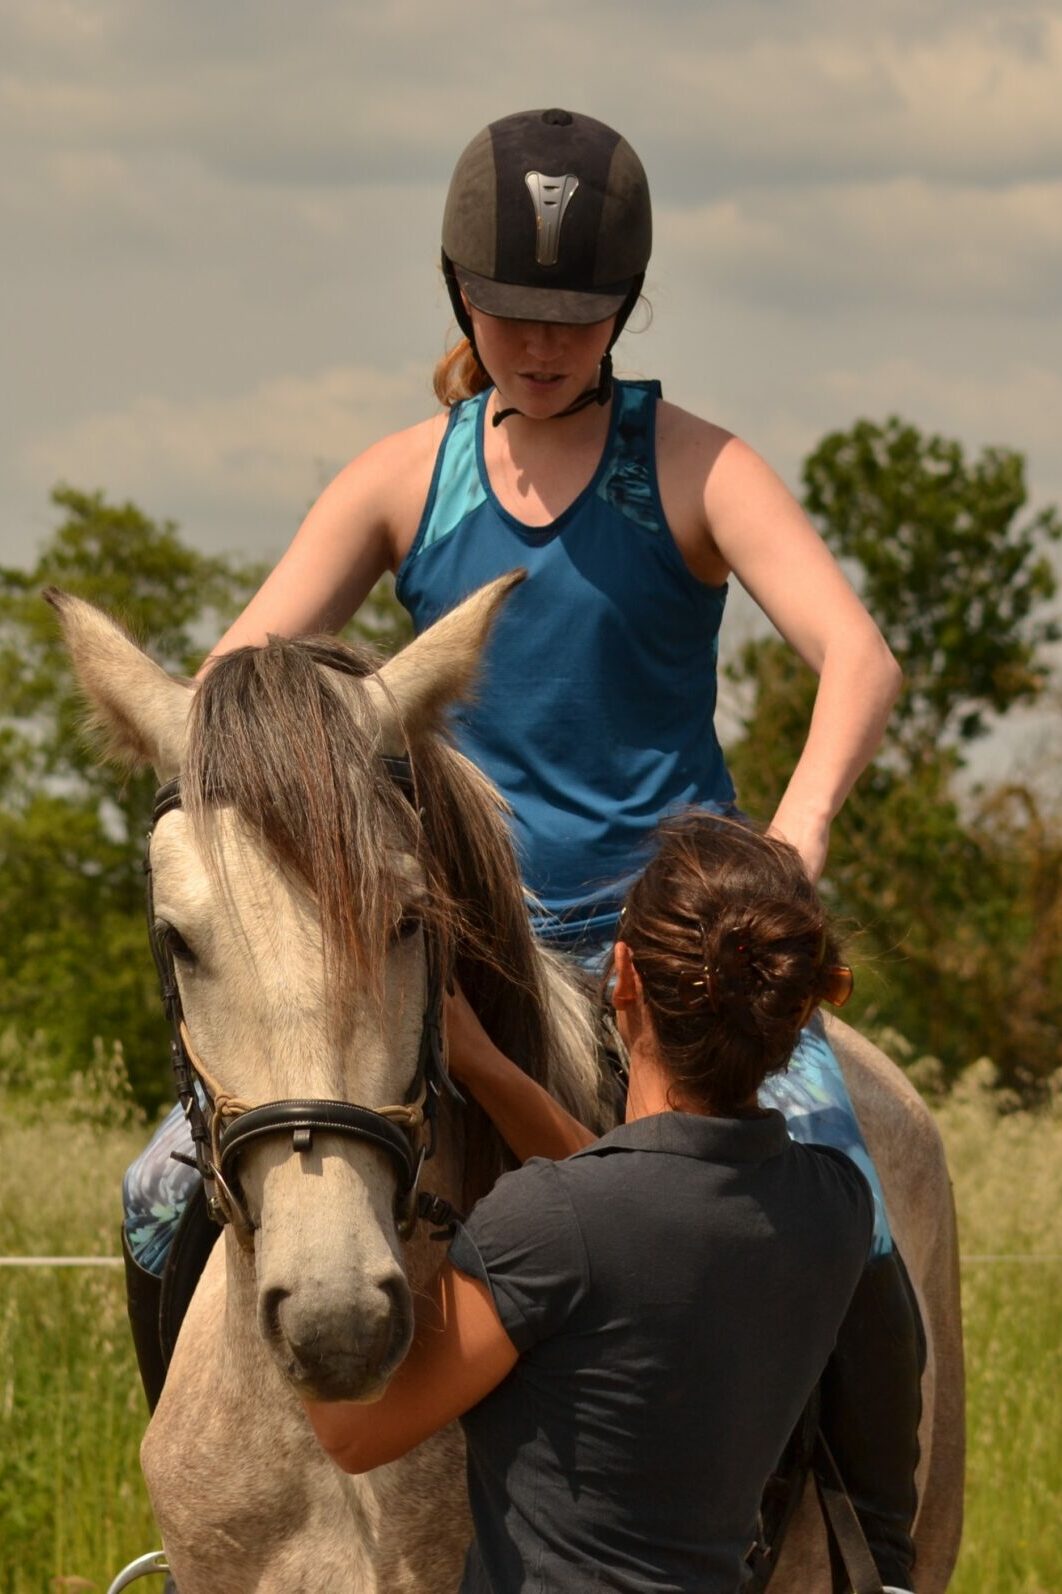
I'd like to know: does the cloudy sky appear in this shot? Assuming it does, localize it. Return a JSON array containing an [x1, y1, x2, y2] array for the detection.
[[3, 0, 1060, 768]]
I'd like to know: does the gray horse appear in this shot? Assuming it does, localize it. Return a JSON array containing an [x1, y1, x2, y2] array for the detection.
[[53, 576, 963, 1592]]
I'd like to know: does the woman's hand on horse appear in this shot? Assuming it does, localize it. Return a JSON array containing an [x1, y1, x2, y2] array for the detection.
[[443, 985, 595, 1162], [443, 984, 501, 1083]]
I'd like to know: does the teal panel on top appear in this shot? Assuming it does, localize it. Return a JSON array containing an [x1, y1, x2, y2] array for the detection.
[[421, 399, 487, 551]]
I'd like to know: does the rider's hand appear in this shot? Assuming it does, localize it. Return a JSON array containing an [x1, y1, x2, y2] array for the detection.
[[766, 810, 831, 884]]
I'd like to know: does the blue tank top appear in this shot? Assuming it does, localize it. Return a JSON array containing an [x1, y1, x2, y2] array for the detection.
[[396, 380, 735, 945]]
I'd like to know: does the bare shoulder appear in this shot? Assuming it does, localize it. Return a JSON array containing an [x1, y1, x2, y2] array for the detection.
[[655, 398, 734, 464], [655, 401, 824, 588], [363, 412, 448, 471], [654, 400, 738, 583], [661, 396, 815, 528], [334, 412, 449, 566], [354, 413, 448, 499], [656, 400, 778, 494]]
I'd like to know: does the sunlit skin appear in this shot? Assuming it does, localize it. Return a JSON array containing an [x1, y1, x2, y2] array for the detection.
[[466, 303, 616, 426]]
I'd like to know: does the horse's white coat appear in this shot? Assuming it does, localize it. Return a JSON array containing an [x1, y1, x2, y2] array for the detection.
[[52, 582, 963, 1593]]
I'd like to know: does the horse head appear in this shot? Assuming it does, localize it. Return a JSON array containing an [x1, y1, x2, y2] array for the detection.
[[48, 574, 552, 1403]]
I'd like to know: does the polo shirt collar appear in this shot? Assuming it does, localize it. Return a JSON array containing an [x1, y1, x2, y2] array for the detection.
[[573, 1108, 790, 1166]]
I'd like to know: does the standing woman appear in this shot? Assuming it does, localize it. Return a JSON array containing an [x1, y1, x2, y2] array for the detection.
[[303, 815, 878, 1594], [122, 110, 919, 1588]]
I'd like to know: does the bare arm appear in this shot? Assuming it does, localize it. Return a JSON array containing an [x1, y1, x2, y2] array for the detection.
[[703, 436, 902, 879], [303, 1262, 517, 1473], [444, 987, 596, 1162], [198, 419, 444, 673]]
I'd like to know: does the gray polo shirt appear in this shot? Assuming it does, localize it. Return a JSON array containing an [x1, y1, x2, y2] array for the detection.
[[449, 1109, 872, 1593]]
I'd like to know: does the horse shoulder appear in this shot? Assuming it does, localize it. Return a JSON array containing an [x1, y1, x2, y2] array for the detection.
[[143, 1244, 370, 1591], [824, 1013, 953, 1215], [824, 1014, 965, 1593]]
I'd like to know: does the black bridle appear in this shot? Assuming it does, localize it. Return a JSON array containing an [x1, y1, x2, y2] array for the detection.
[[144, 753, 459, 1246]]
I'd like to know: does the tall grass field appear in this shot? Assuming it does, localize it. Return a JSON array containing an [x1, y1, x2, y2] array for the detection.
[[1, 1051, 1059, 1591]]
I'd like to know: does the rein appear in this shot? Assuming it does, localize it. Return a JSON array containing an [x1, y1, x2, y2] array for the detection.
[[144, 753, 460, 1247]]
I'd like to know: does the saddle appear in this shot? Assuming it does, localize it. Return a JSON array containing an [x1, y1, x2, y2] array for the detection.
[[122, 1181, 219, 1415]]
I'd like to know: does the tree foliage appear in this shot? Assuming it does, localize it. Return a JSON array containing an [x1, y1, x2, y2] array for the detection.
[[802, 417, 1060, 753], [0, 487, 266, 1106], [0, 488, 415, 1109], [3, 432, 1059, 1105], [727, 419, 1062, 1091]]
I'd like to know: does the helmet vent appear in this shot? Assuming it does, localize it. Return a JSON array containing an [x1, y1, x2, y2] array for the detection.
[[524, 172, 580, 266]]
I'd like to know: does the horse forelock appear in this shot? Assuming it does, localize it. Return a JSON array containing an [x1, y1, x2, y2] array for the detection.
[[180, 638, 562, 1115], [407, 745, 590, 1200], [183, 636, 425, 1011]]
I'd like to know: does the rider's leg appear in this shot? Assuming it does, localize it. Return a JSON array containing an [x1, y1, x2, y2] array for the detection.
[[821, 1249, 924, 1591], [761, 1021, 922, 1591], [121, 1227, 167, 1414], [122, 1103, 201, 1407]]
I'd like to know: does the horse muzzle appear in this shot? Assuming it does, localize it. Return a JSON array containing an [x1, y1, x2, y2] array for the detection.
[[258, 1270, 413, 1401]]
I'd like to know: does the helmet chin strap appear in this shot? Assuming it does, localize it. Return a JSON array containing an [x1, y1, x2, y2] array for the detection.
[[491, 352, 613, 428]]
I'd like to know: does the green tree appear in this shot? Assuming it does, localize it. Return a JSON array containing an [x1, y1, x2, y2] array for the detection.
[[726, 420, 1062, 1089], [803, 417, 1061, 752], [0, 487, 265, 1106]]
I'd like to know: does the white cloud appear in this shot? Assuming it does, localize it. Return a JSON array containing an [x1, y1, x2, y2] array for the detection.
[[3, 2, 1061, 193], [23, 364, 429, 555], [687, 356, 1062, 519], [664, 179, 1062, 315], [816, 360, 1062, 455], [3, 0, 1061, 581]]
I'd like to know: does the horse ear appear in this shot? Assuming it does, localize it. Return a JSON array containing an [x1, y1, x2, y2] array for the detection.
[[364, 570, 525, 752], [44, 588, 193, 780]]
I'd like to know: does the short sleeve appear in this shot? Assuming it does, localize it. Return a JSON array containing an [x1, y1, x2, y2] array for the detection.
[[448, 1158, 590, 1353]]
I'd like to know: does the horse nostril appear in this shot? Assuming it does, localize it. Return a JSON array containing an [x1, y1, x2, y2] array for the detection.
[[259, 1284, 290, 1342], [378, 1274, 413, 1364], [380, 1274, 406, 1312], [379, 1272, 410, 1324]]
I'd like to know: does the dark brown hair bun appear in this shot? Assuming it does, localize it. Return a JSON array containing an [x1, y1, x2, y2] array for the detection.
[[618, 812, 850, 1114]]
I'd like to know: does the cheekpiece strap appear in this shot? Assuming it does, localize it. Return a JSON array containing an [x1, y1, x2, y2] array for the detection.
[[152, 778, 183, 825]]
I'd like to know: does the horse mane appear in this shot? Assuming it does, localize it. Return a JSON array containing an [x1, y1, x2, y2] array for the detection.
[[183, 633, 605, 1204]]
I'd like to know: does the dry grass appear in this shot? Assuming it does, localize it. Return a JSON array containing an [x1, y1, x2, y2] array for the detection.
[[937, 1062, 1062, 1594], [0, 1052, 1059, 1590], [0, 1100, 156, 1593]]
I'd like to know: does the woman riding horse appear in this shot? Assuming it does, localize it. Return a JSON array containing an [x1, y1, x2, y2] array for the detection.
[[123, 108, 921, 1589]]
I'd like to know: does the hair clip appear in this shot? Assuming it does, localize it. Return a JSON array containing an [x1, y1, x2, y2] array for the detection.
[[677, 967, 716, 1010], [820, 964, 854, 1009], [795, 963, 853, 1031]]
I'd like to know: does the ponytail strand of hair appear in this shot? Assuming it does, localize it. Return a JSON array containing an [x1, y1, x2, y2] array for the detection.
[[433, 337, 492, 408]]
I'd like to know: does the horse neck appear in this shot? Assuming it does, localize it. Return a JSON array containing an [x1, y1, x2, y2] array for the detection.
[[536, 944, 612, 1129]]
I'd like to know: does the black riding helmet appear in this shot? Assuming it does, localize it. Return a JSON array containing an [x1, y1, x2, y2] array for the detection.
[[441, 108, 652, 421]]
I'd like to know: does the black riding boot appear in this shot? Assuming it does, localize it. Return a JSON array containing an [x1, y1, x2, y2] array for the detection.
[[121, 1226, 168, 1414], [818, 1248, 925, 1591], [122, 1229, 185, 1593]]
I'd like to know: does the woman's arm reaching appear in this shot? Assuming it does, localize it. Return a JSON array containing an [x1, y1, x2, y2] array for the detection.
[[702, 436, 902, 880], [303, 1261, 517, 1473], [444, 986, 596, 1163]]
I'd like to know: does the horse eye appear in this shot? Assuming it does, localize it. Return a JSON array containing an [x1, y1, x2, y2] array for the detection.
[[158, 923, 197, 965], [393, 915, 421, 944]]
